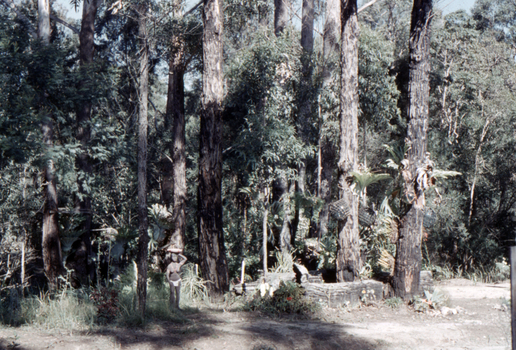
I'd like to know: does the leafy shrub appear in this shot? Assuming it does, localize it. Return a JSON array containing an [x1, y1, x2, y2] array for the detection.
[[491, 259, 510, 282], [424, 264, 456, 281], [244, 281, 319, 316]]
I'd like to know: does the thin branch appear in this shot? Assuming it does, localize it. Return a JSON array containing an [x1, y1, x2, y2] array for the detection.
[[288, 2, 323, 37], [0, 0, 37, 37], [184, 0, 202, 17], [50, 14, 80, 34], [358, 0, 379, 13]]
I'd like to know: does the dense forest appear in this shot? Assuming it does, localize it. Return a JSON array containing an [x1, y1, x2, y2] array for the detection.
[[1, 0, 516, 318]]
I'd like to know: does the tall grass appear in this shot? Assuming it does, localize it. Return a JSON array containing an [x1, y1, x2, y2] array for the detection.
[[19, 290, 96, 330], [180, 263, 209, 304], [424, 259, 510, 283], [0, 261, 212, 329]]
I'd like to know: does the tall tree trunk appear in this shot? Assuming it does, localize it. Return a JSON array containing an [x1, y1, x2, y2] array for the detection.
[[468, 101, 490, 226], [137, 2, 149, 317], [274, 0, 289, 36], [336, 0, 360, 282], [162, 0, 186, 253], [198, 0, 229, 298], [262, 192, 269, 276], [301, 0, 314, 51], [317, 0, 340, 240], [70, 0, 99, 286], [271, 177, 291, 252], [41, 120, 63, 290], [292, 0, 314, 241], [392, 0, 433, 300], [37, 0, 50, 42], [272, 0, 292, 251], [38, 0, 64, 290]]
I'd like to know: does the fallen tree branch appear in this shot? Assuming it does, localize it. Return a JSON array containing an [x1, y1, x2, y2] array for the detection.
[[50, 14, 80, 34], [358, 0, 379, 13]]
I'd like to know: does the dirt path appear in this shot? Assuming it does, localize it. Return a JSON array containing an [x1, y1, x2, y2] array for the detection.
[[0, 279, 511, 350]]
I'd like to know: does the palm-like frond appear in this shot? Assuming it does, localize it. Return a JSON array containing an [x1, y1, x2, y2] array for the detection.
[[351, 171, 392, 194], [383, 144, 408, 164], [432, 169, 462, 179]]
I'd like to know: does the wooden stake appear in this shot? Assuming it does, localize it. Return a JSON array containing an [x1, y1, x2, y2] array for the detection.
[[21, 238, 25, 296], [240, 259, 246, 284], [510, 245, 516, 350], [263, 205, 268, 277]]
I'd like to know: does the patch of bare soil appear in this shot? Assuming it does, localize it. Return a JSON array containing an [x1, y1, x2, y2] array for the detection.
[[0, 279, 511, 350]]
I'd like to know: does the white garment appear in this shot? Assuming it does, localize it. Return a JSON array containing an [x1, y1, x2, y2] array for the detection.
[[170, 279, 181, 287]]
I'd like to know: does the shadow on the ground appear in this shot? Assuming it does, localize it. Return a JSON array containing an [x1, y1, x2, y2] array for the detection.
[[0, 337, 28, 350], [79, 306, 381, 350]]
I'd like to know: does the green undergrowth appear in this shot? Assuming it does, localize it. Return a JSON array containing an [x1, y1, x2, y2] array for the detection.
[[0, 288, 97, 329]]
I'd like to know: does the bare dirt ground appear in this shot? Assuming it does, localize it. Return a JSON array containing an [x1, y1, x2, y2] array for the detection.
[[0, 278, 511, 350]]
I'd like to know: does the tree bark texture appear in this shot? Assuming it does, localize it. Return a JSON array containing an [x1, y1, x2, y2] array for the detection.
[[301, 0, 314, 53], [258, 1, 269, 27], [38, 0, 64, 290], [42, 122, 64, 290], [198, 0, 229, 297], [317, 0, 340, 240], [272, 0, 292, 248], [392, 0, 432, 300], [323, 0, 341, 82], [162, 0, 186, 253], [317, 140, 336, 238], [336, 0, 361, 282], [272, 176, 292, 252], [274, 0, 289, 36], [137, 3, 149, 317], [68, 0, 99, 286], [37, 0, 50, 44]]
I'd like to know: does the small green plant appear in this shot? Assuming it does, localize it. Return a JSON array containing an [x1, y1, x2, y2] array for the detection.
[[360, 288, 377, 306], [244, 281, 319, 316], [385, 297, 403, 309], [272, 249, 295, 273], [410, 289, 449, 312]]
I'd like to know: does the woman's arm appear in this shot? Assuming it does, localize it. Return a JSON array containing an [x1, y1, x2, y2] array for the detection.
[[178, 253, 187, 266]]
